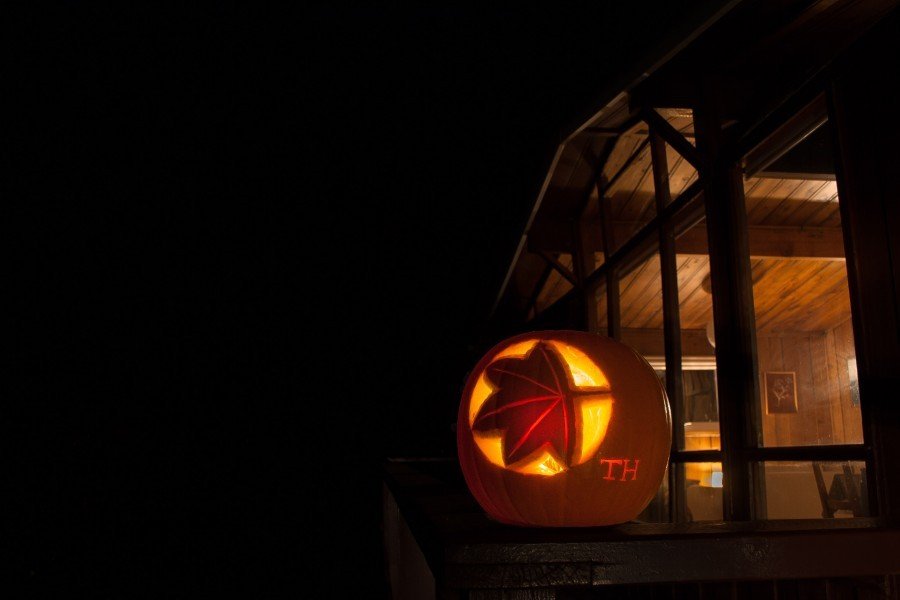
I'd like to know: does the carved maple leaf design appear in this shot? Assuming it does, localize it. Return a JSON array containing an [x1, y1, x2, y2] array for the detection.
[[472, 341, 608, 467]]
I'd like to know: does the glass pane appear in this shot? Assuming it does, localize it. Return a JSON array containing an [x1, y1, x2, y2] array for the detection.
[[636, 465, 669, 523], [676, 218, 720, 450], [759, 461, 869, 519], [533, 253, 574, 314], [746, 130, 863, 447], [618, 249, 664, 360], [683, 461, 724, 522], [601, 123, 655, 254]]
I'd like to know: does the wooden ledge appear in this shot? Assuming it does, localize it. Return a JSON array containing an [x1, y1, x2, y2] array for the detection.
[[383, 459, 900, 589]]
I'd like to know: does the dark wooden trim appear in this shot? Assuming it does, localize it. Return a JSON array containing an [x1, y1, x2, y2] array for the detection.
[[527, 263, 554, 317], [651, 126, 690, 523], [828, 31, 900, 521], [745, 445, 869, 463], [442, 527, 900, 587], [606, 268, 621, 341], [695, 84, 759, 522], [536, 251, 577, 285], [733, 69, 833, 166], [672, 450, 722, 463], [743, 93, 828, 178], [597, 199, 616, 262], [582, 127, 622, 137], [571, 219, 598, 331], [595, 170, 621, 340], [641, 107, 701, 170], [583, 111, 645, 140], [650, 130, 687, 455], [753, 170, 835, 181]]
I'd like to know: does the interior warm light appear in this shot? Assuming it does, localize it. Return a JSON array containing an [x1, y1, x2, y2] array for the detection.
[[575, 396, 613, 464], [546, 341, 610, 389], [683, 421, 721, 450], [512, 446, 566, 476], [687, 461, 724, 488], [473, 431, 566, 476], [509, 448, 566, 476]]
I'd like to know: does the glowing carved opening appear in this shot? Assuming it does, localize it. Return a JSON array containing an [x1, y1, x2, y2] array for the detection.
[[473, 431, 506, 468], [494, 338, 539, 361], [574, 395, 613, 465], [468, 372, 495, 426], [469, 338, 614, 476], [515, 447, 566, 476], [546, 341, 610, 389], [473, 430, 566, 476]]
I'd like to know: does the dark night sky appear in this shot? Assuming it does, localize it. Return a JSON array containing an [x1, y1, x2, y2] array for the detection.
[[13, 3, 703, 596]]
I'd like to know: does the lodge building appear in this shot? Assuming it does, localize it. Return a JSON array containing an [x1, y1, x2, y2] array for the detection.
[[384, 2, 900, 597]]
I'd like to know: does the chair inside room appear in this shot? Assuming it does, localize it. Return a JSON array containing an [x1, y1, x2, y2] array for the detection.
[[812, 462, 866, 518]]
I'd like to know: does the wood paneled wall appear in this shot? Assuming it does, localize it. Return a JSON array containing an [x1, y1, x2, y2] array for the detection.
[[758, 319, 862, 447]]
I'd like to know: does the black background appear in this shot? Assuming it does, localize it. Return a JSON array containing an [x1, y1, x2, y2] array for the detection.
[[13, 4, 699, 596]]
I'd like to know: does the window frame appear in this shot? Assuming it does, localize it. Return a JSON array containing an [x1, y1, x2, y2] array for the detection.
[[529, 92, 875, 523]]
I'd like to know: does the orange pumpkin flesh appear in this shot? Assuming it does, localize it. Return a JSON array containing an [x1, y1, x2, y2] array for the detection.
[[457, 331, 671, 527]]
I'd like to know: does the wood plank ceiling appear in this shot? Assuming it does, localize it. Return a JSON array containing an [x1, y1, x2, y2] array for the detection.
[[508, 0, 898, 333], [536, 109, 851, 335]]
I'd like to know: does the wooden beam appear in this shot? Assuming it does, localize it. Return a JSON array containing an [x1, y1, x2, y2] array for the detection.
[[619, 327, 713, 358], [595, 169, 621, 340], [572, 220, 599, 331], [526, 263, 554, 319], [642, 107, 701, 170], [582, 127, 622, 137], [530, 221, 844, 260], [744, 94, 828, 178], [678, 224, 845, 260], [535, 251, 577, 285], [650, 129, 688, 470], [606, 269, 621, 341]]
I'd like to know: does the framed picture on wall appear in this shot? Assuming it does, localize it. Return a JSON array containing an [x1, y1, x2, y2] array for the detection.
[[765, 371, 798, 414]]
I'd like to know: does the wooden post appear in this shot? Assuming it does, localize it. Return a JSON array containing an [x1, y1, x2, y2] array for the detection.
[[694, 84, 759, 522], [596, 185, 621, 340], [828, 14, 900, 522], [649, 128, 688, 520], [572, 219, 599, 332]]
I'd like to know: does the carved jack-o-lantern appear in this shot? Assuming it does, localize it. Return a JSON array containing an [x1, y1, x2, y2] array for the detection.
[[457, 331, 671, 527]]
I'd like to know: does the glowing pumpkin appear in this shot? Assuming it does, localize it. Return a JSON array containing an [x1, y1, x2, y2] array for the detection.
[[457, 331, 671, 527]]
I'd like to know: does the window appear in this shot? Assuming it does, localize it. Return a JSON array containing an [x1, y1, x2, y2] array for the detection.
[[565, 102, 872, 522]]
